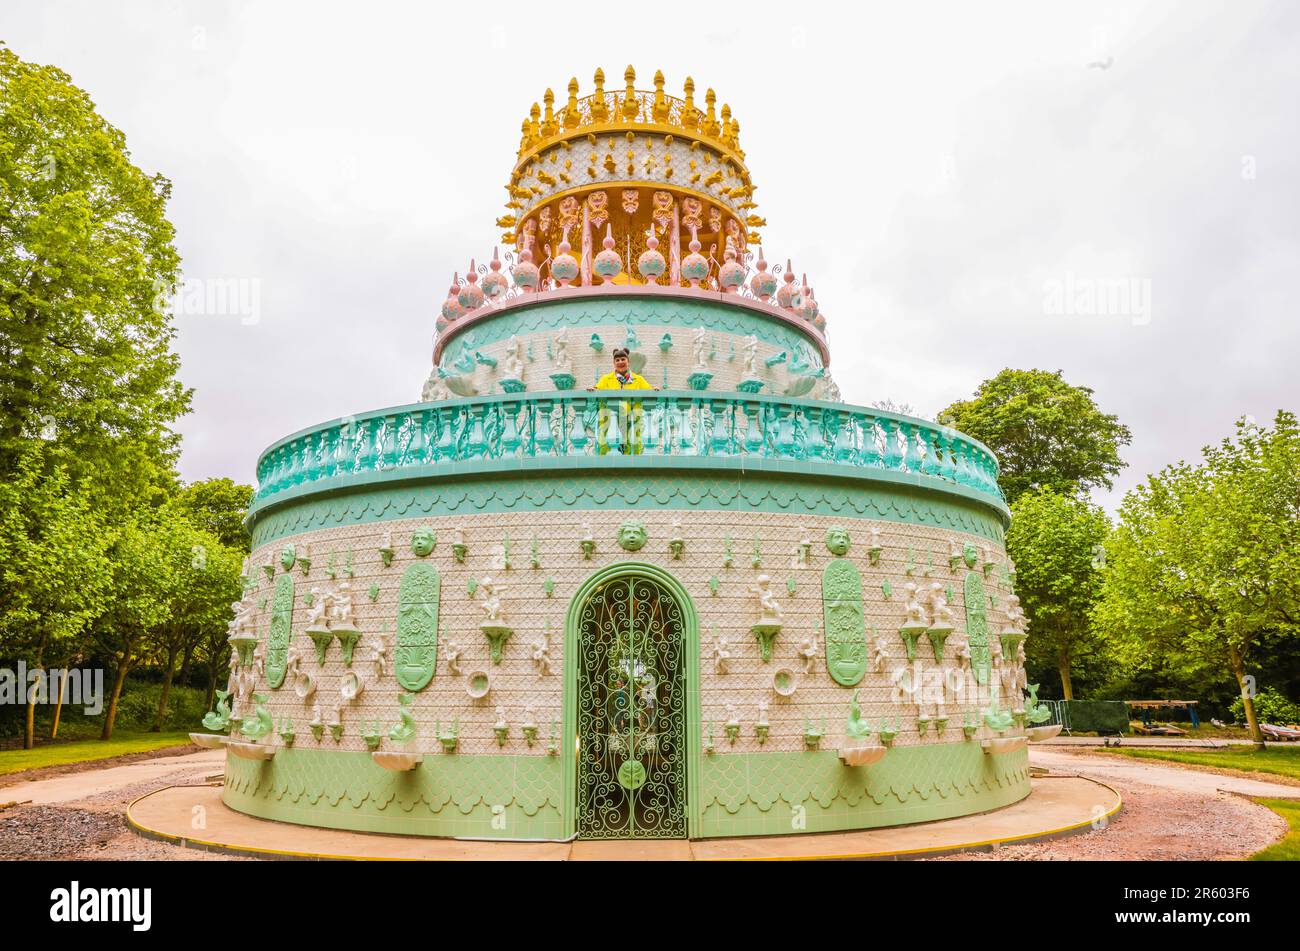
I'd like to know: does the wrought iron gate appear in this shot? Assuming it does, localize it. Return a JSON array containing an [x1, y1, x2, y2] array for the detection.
[[575, 574, 687, 839]]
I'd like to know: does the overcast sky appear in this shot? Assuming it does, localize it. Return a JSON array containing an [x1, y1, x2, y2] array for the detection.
[[5, 1, 1296, 510]]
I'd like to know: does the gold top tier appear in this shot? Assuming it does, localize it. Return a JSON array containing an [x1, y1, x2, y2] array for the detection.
[[515, 67, 746, 167], [501, 67, 763, 254]]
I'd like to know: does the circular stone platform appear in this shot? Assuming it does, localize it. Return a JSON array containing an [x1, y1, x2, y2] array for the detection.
[[127, 775, 1120, 861]]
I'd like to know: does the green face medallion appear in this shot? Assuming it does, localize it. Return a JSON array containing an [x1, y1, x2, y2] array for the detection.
[[411, 528, 437, 558], [279, 544, 297, 571], [617, 520, 648, 552], [824, 527, 850, 556]]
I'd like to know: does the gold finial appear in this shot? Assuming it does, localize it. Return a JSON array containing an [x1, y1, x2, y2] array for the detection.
[[652, 69, 670, 123], [529, 102, 541, 142], [590, 68, 608, 121], [730, 118, 742, 157], [519, 117, 531, 155], [720, 104, 733, 147], [541, 89, 557, 137], [563, 77, 581, 130], [621, 65, 639, 121], [704, 88, 719, 138], [681, 77, 700, 131]]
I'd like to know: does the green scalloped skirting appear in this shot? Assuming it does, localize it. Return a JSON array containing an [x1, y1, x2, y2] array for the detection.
[[222, 744, 1029, 840]]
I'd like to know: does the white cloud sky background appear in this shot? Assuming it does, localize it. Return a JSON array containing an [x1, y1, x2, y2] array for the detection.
[[4, 0, 1296, 509]]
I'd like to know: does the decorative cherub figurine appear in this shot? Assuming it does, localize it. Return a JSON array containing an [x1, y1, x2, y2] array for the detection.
[[310, 703, 323, 728], [711, 635, 731, 675], [751, 573, 783, 622], [368, 634, 387, 678], [494, 706, 508, 731], [1004, 593, 1026, 632], [252, 641, 266, 680], [797, 631, 819, 673], [531, 631, 553, 676], [501, 335, 525, 379], [306, 587, 330, 628], [285, 645, 301, 681], [554, 328, 571, 373], [477, 576, 505, 622], [950, 631, 971, 668], [872, 629, 891, 671], [928, 582, 956, 630], [444, 639, 463, 675], [741, 334, 759, 378], [724, 703, 740, 728], [333, 581, 354, 625], [692, 326, 708, 370], [901, 581, 928, 627]]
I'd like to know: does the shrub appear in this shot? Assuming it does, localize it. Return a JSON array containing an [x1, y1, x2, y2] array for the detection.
[[1230, 687, 1300, 726]]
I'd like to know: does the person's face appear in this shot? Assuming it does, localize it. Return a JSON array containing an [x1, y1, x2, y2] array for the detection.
[[613, 354, 629, 374]]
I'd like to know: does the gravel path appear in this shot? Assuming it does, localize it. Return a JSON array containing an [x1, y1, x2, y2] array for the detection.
[[0, 745, 1291, 860], [932, 747, 1291, 861]]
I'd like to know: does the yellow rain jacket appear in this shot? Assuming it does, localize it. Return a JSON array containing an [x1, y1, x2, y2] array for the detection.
[[594, 371, 654, 454]]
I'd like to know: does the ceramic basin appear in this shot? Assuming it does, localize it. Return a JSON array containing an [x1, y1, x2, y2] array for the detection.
[[227, 741, 277, 761], [982, 736, 1028, 755], [189, 733, 228, 749], [839, 744, 888, 767], [372, 750, 424, 771], [1026, 724, 1063, 742]]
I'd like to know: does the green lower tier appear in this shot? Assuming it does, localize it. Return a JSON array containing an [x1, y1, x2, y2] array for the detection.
[[223, 743, 1030, 840]]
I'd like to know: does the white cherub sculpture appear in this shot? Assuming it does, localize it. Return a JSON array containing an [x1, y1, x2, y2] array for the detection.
[[797, 631, 819, 673], [368, 634, 387, 678], [502, 335, 525, 379], [872, 630, 892, 671], [252, 641, 266, 680], [928, 582, 956, 630], [1004, 593, 1026, 632], [554, 328, 572, 373], [531, 631, 553, 676], [741, 334, 759, 378], [951, 631, 971, 668], [901, 581, 928, 627], [477, 577, 505, 623], [285, 645, 301, 681], [752, 573, 783, 623], [692, 326, 708, 370], [444, 639, 463, 675], [306, 587, 330, 628], [333, 581, 354, 625], [711, 635, 731, 675], [310, 703, 323, 728], [724, 703, 740, 728]]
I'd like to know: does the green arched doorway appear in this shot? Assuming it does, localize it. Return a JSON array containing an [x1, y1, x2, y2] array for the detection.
[[562, 564, 701, 840]]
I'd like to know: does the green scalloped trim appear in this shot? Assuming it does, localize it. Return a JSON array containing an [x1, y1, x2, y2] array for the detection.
[[699, 745, 1029, 837], [251, 471, 1005, 549], [223, 749, 564, 839]]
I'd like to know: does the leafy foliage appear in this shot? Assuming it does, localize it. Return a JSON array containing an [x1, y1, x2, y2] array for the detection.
[[940, 368, 1131, 504], [1005, 488, 1111, 699]]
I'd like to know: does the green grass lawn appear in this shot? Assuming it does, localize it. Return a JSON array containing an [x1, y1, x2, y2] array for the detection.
[[0, 731, 195, 778], [1251, 798, 1300, 861], [1099, 745, 1300, 782]]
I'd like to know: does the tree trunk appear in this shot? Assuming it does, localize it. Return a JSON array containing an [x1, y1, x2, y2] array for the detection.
[[23, 642, 45, 750], [179, 639, 196, 687], [50, 667, 68, 740], [1057, 652, 1074, 701], [1229, 646, 1264, 751], [204, 667, 217, 714], [153, 643, 180, 732], [101, 652, 132, 741]]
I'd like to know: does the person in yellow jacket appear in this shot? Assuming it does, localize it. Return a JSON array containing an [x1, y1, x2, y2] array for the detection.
[[588, 347, 657, 454]]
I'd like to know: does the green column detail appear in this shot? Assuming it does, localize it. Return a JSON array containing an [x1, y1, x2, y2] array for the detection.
[[821, 559, 867, 687], [964, 571, 991, 686], [265, 573, 295, 689], [395, 563, 441, 691]]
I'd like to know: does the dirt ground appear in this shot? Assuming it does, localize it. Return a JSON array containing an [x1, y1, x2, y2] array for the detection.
[[0, 746, 1292, 860]]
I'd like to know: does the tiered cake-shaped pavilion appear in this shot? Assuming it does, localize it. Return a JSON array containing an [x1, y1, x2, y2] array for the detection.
[[209, 68, 1047, 841]]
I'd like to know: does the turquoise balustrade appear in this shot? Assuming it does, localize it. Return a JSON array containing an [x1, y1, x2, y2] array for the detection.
[[250, 391, 1006, 512]]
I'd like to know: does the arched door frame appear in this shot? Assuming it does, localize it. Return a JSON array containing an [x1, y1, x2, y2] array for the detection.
[[561, 562, 702, 839]]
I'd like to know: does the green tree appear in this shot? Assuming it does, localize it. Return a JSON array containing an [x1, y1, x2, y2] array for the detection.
[[150, 514, 243, 731], [0, 42, 190, 483], [1096, 412, 1300, 748], [0, 445, 112, 748], [174, 478, 254, 552], [940, 369, 1130, 504], [1005, 488, 1111, 699]]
